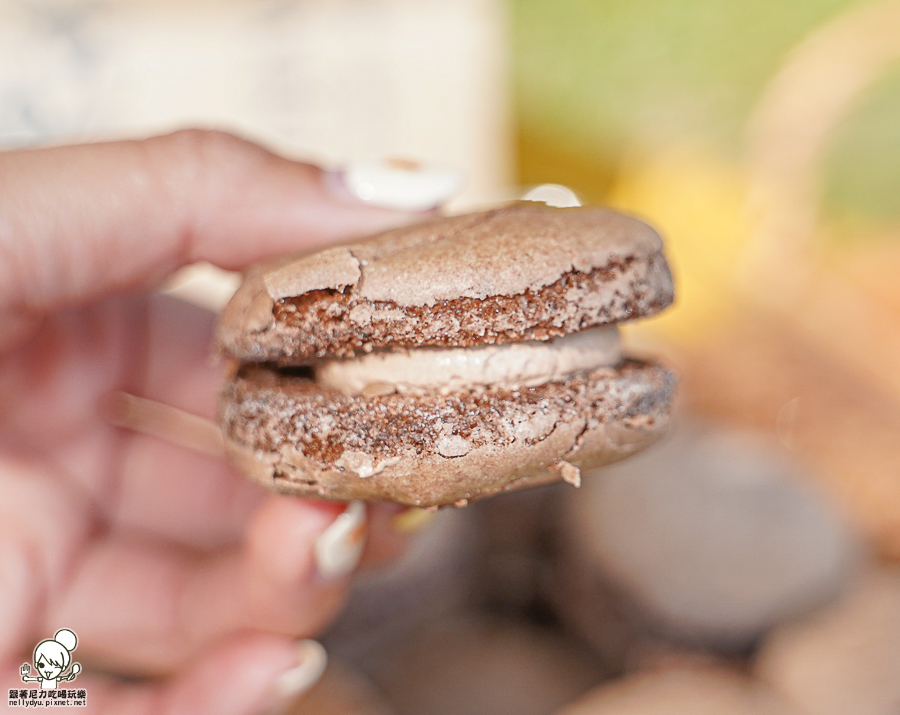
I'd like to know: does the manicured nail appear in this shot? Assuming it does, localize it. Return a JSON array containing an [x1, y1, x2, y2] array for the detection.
[[160, 261, 242, 312], [337, 159, 465, 210], [521, 183, 582, 208], [313, 501, 367, 579], [392, 506, 439, 534], [272, 639, 328, 711]]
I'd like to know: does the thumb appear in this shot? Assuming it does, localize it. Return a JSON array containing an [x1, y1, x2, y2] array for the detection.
[[0, 130, 427, 344]]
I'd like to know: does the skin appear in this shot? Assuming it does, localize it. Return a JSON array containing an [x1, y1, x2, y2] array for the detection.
[[0, 130, 420, 714]]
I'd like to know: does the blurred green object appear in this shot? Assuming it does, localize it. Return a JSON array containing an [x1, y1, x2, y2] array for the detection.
[[825, 69, 900, 225], [513, 0, 900, 224]]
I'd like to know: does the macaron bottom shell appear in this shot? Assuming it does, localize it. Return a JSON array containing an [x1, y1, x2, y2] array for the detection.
[[219, 360, 675, 507]]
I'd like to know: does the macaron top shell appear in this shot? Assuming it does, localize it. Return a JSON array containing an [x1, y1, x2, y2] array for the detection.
[[215, 203, 674, 361]]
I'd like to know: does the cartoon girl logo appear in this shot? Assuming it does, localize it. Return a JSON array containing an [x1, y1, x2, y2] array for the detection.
[[19, 629, 82, 690]]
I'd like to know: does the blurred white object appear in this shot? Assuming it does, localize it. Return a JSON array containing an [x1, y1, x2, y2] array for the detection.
[[521, 183, 582, 208], [0, 0, 511, 210], [341, 160, 466, 211]]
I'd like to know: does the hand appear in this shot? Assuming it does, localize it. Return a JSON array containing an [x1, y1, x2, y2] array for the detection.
[[0, 131, 424, 714], [20, 663, 29, 679]]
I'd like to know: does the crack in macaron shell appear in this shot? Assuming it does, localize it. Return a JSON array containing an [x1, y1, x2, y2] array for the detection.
[[216, 203, 676, 504], [214, 203, 674, 363], [221, 255, 671, 361]]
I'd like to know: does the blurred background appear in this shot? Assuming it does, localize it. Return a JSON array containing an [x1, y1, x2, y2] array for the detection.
[[3, 0, 900, 712]]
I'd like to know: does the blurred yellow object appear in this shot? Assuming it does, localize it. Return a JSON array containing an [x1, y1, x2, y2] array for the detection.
[[392, 507, 439, 535], [607, 145, 750, 344]]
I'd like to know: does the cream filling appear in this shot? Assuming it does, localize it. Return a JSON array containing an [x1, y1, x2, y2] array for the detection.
[[315, 326, 621, 396]]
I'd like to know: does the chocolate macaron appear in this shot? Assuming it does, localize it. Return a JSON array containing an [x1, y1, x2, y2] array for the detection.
[[215, 202, 676, 507]]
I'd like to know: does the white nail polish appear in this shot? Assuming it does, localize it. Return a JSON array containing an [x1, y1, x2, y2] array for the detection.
[[160, 261, 242, 312], [273, 639, 328, 709], [341, 159, 465, 211], [521, 183, 582, 208], [313, 501, 367, 579]]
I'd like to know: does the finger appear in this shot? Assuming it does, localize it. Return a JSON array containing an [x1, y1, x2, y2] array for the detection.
[[0, 286, 239, 534], [0, 130, 420, 344], [1, 291, 412, 556], [112, 430, 262, 550], [139, 294, 223, 420], [158, 636, 325, 715], [114, 431, 413, 560], [361, 503, 415, 568], [109, 293, 258, 548], [46, 497, 363, 675], [4, 634, 326, 715], [0, 458, 94, 663], [114, 295, 412, 554]]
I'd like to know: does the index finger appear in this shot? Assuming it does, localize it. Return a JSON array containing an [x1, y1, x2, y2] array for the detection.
[[0, 130, 418, 348]]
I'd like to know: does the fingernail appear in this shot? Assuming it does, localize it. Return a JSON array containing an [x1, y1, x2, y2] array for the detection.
[[313, 500, 367, 579], [272, 639, 328, 712], [392, 506, 439, 535], [521, 183, 582, 208], [160, 261, 242, 312], [335, 159, 465, 211]]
